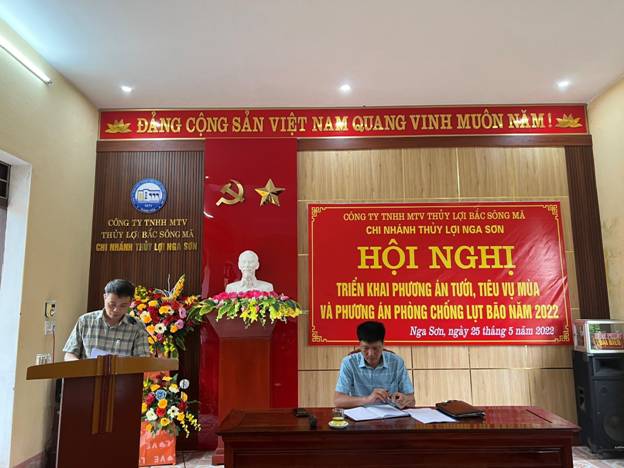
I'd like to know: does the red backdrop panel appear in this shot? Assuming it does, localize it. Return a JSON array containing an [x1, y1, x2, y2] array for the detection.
[[198, 139, 298, 449]]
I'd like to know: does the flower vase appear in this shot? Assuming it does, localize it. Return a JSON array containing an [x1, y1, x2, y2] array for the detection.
[[138, 422, 176, 466]]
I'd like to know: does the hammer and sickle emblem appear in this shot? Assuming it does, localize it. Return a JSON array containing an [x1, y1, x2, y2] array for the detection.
[[216, 179, 245, 206]]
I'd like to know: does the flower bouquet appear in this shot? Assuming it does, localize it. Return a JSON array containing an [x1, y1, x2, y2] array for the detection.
[[197, 290, 303, 327], [142, 372, 200, 437], [130, 275, 208, 358]]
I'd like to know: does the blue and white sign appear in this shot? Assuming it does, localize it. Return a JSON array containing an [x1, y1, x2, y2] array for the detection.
[[131, 178, 167, 213]]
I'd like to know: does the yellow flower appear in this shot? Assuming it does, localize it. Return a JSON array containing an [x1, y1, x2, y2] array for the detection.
[[169, 384, 179, 393], [140, 312, 152, 324], [148, 337, 155, 345], [137, 303, 147, 311], [162, 376, 172, 381], [141, 402, 147, 414], [159, 305, 171, 315], [177, 413, 185, 421], [150, 384, 160, 392], [158, 399, 168, 409], [160, 417, 170, 427], [148, 300, 159, 307], [146, 325, 155, 335], [145, 423, 153, 432], [181, 392, 188, 402], [170, 325, 178, 333], [184, 295, 199, 306]]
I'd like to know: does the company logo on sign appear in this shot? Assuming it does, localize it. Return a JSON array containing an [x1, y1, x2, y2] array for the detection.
[[131, 178, 167, 213]]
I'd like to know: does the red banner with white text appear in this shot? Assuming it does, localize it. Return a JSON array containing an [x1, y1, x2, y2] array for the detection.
[[99, 105, 587, 139], [308, 203, 571, 345]]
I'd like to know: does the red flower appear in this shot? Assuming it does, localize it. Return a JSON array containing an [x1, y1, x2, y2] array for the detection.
[[178, 401, 187, 412], [156, 407, 166, 417], [145, 393, 155, 405]]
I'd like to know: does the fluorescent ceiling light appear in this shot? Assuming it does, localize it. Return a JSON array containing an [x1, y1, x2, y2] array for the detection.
[[0, 34, 52, 84], [557, 80, 570, 90], [339, 83, 352, 93], [121, 85, 133, 93]]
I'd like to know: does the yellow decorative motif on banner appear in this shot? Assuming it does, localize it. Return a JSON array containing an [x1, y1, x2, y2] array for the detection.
[[105, 119, 132, 133], [216, 179, 245, 206], [311, 325, 327, 343], [541, 204, 560, 220], [310, 206, 328, 224], [555, 324, 570, 343], [555, 114, 582, 128]]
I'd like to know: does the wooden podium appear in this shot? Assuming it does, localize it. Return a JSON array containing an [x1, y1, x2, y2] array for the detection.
[[27, 356, 178, 468], [207, 315, 275, 465]]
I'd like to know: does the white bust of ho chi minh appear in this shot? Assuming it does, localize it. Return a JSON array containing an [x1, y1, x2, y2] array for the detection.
[[225, 250, 274, 292]]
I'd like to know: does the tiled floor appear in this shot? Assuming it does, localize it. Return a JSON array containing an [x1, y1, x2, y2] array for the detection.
[[573, 446, 624, 467], [146, 447, 624, 467]]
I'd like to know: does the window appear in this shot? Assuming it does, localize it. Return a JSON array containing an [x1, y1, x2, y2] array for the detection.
[[0, 162, 8, 284], [0, 162, 8, 207]]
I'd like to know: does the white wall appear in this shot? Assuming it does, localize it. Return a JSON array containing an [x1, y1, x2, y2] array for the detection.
[[0, 19, 98, 466], [588, 81, 624, 320]]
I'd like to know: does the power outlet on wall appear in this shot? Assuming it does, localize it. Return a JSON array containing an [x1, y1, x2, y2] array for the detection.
[[44, 318, 55, 335]]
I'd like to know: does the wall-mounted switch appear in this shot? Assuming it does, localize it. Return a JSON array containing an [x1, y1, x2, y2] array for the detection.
[[44, 301, 56, 318]]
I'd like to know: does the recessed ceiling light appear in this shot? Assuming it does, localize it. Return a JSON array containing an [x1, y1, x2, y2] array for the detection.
[[557, 80, 570, 90], [339, 83, 352, 93], [121, 85, 133, 93]]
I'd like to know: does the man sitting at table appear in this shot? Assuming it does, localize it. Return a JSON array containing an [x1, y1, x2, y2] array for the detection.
[[63, 279, 150, 360], [334, 321, 415, 409]]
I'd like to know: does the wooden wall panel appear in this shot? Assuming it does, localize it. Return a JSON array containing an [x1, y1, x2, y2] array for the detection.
[[299, 371, 340, 407], [89, 148, 203, 449], [297, 144, 588, 422], [471, 370, 532, 406], [526, 346, 572, 369], [298, 255, 309, 311], [528, 369, 577, 423], [411, 347, 470, 369], [297, 150, 404, 200], [412, 370, 472, 406], [565, 146, 610, 318], [88, 150, 203, 308], [456, 148, 518, 197], [401, 148, 459, 198], [469, 346, 529, 369], [511, 147, 568, 197]]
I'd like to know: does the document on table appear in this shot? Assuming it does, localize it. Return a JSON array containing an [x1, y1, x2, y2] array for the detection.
[[405, 408, 457, 424], [344, 404, 409, 421]]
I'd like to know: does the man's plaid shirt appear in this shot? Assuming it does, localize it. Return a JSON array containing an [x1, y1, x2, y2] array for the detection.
[[63, 310, 150, 359]]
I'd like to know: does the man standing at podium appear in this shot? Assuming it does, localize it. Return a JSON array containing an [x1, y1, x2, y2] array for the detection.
[[63, 279, 150, 360], [334, 321, 415, 409]]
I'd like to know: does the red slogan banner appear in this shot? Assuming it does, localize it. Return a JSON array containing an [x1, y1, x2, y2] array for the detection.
[[309, 203, 571, 345], [100, 105, 587, 139]]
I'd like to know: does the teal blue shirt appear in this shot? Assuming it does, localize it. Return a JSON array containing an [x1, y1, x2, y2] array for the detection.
[[335, 351, 414, 396]]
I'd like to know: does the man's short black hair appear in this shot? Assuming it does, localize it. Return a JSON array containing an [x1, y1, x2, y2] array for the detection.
[[357, 321, 385, 343], [104, 279, 135, 298]]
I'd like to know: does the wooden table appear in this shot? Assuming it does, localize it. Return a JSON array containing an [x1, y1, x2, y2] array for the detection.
[[218, 406, 579, 467]]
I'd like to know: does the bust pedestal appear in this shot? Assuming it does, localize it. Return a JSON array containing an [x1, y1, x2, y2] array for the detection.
[[208, 314, 275, 464]]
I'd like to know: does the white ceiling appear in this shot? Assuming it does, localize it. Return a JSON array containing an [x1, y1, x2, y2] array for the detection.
[[1, 0, 624, 109]]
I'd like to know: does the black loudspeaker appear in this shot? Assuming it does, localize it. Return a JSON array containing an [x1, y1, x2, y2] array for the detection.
[[573, 351, 624, 455]]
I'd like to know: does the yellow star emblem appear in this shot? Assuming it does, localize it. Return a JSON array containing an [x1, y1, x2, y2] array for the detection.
[[255, 179, 285, 206]]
